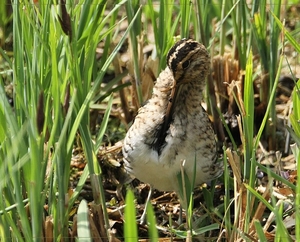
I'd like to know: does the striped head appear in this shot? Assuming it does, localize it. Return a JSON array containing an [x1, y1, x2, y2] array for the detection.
[[166, 39, 210, 84]]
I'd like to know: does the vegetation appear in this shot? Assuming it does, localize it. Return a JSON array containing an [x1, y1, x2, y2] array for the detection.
[[0, 0, 299, 241]]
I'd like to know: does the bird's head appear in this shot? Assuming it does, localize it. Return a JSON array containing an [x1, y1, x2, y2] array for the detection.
[[166, 39, 210, 85]]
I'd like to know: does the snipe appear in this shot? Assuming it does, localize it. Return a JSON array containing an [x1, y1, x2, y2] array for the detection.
[[122, 39, 223, 196]]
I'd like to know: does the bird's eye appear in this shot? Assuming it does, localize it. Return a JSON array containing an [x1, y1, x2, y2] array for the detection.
[[182, 60, 190, 69]]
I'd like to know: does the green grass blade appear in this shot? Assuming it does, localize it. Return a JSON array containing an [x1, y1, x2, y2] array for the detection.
[[68, 165, 90, 213], [95, 94, 114, 152], [254, 220, 267, 241], [67, 6, 140, 153], [274, 202, 292, 241], [243, 50, 254, 180], [290, 79, 300, 139], [193, 223, 220, 235], [254, 53, 284, 149], [271, 12, 300, 53], [77, 199, 92, 242], [146, 203, 159, 241], [244, 184, 274, 212], [252, 13, 269, 71], [124, 189, 138, 241], [256, 162, 296, 191], [295, 145, 300, 241], [180, 0, 191, 38]]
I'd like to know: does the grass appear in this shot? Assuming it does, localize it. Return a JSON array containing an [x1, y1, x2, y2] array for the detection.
[[0, 0, 299, 241]]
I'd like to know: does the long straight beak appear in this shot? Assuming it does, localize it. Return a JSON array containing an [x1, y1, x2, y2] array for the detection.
[[162, 82, 184, 134], [152, 80, 184, 152]]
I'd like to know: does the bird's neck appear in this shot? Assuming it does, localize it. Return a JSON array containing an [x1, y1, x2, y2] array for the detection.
[[149, 68, 205, 153]]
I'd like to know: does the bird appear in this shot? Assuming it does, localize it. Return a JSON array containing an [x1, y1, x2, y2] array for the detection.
[[122, 39, 223, 214]]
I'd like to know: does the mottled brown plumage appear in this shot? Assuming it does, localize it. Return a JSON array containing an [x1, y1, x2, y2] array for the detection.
[[122, 39, 223, 192]]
